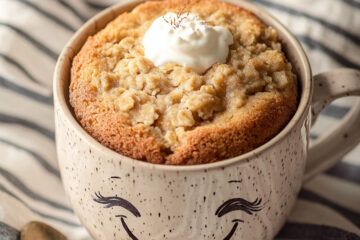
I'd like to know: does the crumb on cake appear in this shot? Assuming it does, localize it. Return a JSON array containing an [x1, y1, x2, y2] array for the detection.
[[69, 0, 298, 164]]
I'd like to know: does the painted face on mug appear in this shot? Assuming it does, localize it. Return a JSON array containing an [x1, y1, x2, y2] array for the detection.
[[93, 177, 263, 240]]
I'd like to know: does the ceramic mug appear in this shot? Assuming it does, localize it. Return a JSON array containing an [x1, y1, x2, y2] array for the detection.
[[53, 0, 360, 239]]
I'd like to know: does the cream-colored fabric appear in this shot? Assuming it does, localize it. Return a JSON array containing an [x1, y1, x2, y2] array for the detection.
[[0, 0, 359, 239]]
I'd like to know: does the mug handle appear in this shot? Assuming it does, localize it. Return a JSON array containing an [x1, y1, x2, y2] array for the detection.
[[304, 68, 360, 182]]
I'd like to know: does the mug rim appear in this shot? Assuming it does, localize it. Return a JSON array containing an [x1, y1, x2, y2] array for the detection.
[[53, 0, 312, 172]]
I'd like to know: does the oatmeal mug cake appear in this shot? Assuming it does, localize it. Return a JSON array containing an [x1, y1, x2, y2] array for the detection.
[[69, 0, 298, 165]]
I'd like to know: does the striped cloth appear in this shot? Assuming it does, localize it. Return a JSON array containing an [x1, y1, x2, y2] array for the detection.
[[0, 0, 359, 239]]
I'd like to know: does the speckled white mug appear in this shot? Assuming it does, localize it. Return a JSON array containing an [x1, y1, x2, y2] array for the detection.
[[53, 0, 360, 239]]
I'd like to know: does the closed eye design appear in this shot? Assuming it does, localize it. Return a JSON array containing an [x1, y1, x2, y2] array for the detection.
[[93, 192, 141, 217], [215, 197, 263, 240], [215, 197, 262, 217], [93, 192, 140, 240]]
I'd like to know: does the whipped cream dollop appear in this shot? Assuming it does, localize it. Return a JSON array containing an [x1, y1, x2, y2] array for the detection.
[[142, 12, 234, 73]]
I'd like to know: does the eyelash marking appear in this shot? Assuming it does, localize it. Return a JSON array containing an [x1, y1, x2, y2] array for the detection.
[[215, 197, 263, 217], [93, 192, 141, 217]]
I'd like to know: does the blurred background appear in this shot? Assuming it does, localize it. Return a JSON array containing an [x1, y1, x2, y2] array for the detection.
[[0, 0, 359, 239]]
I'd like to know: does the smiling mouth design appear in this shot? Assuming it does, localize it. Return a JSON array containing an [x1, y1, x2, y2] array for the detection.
[[116, 215, 139, 240], [223, 219, 244, 240]]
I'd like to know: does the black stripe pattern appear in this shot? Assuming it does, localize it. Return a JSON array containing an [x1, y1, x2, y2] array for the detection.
[[250, 0, 360, 45], [0, 114, 54, 140], [326, 162, 360, 184], [9, 0, 76, 32], [0, 22, 58, 60], [0, 75, 53, 105], [0, 167, 71, 212], [299, 189, 360, 228], [0, 184, 80, 227], [55, 0, 88, 22], [82, 0, 109, 10], [277, 222, 360, 239], [0, 53, 45, 86], [0, 138, 58, 177], [297, 35, 360, 70]]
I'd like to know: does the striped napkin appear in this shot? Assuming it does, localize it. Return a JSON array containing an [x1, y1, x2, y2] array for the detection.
[[0, 0, 359, 239]]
